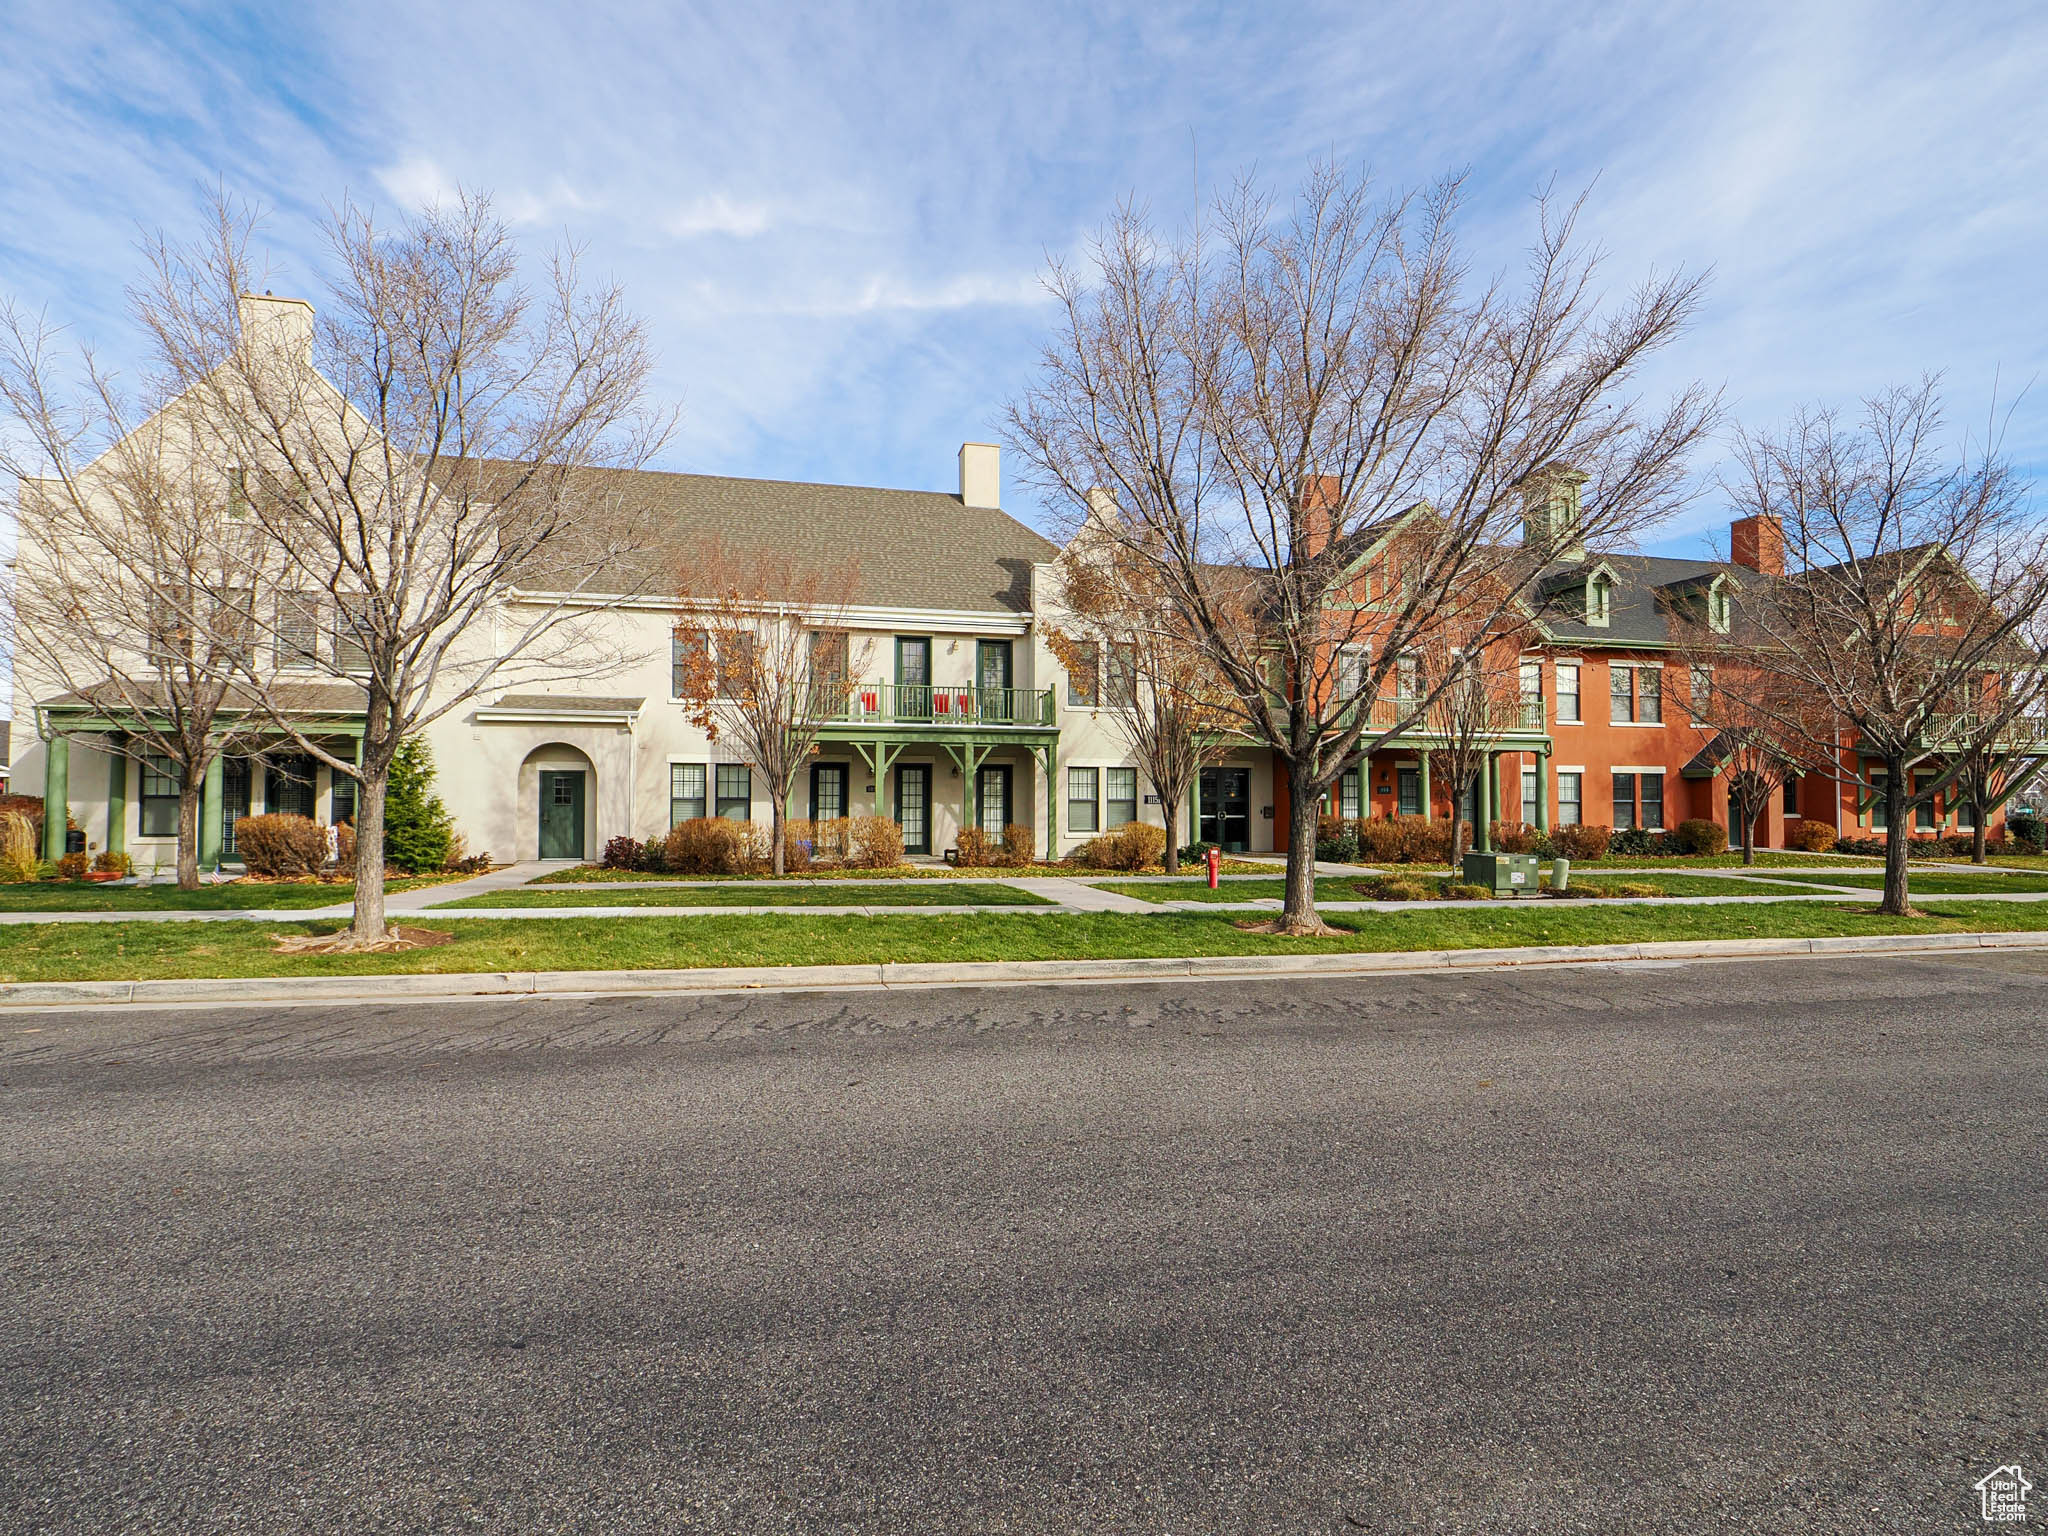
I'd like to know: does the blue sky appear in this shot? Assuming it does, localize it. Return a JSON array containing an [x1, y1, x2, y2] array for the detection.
[[4, 0, 2045, 556]]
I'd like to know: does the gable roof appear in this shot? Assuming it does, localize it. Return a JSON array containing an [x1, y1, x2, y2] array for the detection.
[[542, 466, 1060, 614]]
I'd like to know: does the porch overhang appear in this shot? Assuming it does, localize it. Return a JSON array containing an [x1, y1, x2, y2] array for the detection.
[[474, 694, 645, 728]]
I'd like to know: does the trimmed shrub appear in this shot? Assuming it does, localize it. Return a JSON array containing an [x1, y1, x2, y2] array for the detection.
[[1492, 820, 1542, 854], [2007, 811, 2043, 852], [1353, 875, 1434, 901], [1354, 814, 1446, 865], [1072, 821, 1168, 871], [780, 821, 814, 873], [383, 737, 454, 875], [1784, 819, 1838, 853], [601, 834, 643, 871], [847, 815, 904, 869], [56, 850, 90, 880], [955, 826, 1001, 867], [235, 813, 330, 877], [1550, 823, 1612, 861], [958, 824, 1033, 868], [1675, 818, 1729, 856], [1440, 881, 1492, 900], [91, 849, 133, 876], [662, 818, 742, 875], [1177, 840, 1218, 867]]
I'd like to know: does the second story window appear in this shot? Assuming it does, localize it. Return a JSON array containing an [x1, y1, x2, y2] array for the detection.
[[275, 593, 321, 670], [672, 632, 706, 698], [1395, 653, 1420, 700], [334, 594, 372, 673], [1108, 643, 1137, 708], [1518, 659, 1542, 723], [1611, 664, 1661, 724], [1556, 662, 1580, 722], [1067, 642, 1099, 708], [1689, 664, 1714, 725]]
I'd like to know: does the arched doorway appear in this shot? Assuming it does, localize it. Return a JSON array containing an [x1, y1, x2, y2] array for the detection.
[[519, 744, 597, 861]]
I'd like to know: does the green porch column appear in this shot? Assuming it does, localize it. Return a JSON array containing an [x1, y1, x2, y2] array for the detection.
[[1042, 744, 1059, 860], [42, 733, 69, 861], [1476, 752, 1495, 853], [107, 742, 128, 856], [200, 753, 224, 870], [1418, 754, 1432, 823], [1534, 750, 1549, 834]]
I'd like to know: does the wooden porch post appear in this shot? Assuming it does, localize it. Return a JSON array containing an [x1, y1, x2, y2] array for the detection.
[[1535, 749, 1549, 834], [1477, 752, 1494, 853], [199, 750, 224, 870], [1419, 753, 1432, 823]]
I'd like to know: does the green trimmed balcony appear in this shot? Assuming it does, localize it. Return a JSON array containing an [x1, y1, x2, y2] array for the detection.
[[820, 681, 1056, 732], [1366, 692, 1549, 739]]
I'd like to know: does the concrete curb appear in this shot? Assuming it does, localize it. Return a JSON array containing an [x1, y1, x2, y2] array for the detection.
[[5, 928, 2043, 1009]]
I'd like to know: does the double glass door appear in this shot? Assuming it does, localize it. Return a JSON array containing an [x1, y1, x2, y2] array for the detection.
[[1199, 766, 1251, 851]]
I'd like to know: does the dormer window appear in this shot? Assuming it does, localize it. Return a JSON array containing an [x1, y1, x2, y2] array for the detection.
[[1709, 580, 1731, 634], [1587, 572, 1612, 628]]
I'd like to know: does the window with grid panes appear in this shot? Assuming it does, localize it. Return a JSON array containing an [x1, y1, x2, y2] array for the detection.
[[670, 763, 706, 824], [1068, 766, 1099, 833], [1106, 767, 1137, 827]]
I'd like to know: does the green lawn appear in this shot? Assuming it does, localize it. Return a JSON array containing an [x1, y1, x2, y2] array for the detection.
[[0, 877, 452, 912], [1749, 871, 2048, 895], [1098, 872, 1804, 903], [2, 901, 2042, 983], [443, 882, 1051, 909], [529, 859, 1270, 884], [1396, 851, 1886, 872]]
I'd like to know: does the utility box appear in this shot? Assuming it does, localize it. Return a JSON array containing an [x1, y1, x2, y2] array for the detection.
[[1462, 852, 1540, 898]]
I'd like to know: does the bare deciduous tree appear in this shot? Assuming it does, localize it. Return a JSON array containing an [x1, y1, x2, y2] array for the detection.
[[1418, 619, 1533, 867], [1008, 163, 1715, 932], [0, 305, 274, 886], [1674, 660, 1822, 864], [138, 191, 675, 945], [1711, 382, 2048, 912], [674, 544, 866, 876]]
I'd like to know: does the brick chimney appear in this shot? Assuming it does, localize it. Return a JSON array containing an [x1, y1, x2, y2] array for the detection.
[[1731, 514, 1784, 576], [958, 442, 1000, 509], [1295, 474, 1341, 559]]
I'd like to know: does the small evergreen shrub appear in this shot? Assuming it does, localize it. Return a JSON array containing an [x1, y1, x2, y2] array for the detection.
[[1177, 840, 1218, 867], [384, 738, 454, 874], [1314, 814, 1359, 863], [1675, 818, 1729, 856], [235, 813, 330, 877], [601, 835, 644, 871], [2006, 811, 2043, 852]]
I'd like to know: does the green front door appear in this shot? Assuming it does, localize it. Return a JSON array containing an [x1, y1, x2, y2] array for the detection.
[[539, 769, 586, 860]]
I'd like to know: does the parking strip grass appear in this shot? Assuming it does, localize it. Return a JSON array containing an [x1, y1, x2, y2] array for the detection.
[[1748, 871, 2048, 895], [2, 900, 2045, 983], [0, 877, 455, 913], [442, 881, 1051, 909], [526, 859, 1272, 884], [1098, 872, 1806, 903]]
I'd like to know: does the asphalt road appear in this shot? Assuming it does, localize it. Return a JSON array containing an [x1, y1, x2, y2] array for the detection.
[[2, 954, 2044, 1534]]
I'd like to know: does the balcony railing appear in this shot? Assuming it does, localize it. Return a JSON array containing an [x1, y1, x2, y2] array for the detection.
[[1366, 693, 1547, 733], [827, 681, 1056, 728]]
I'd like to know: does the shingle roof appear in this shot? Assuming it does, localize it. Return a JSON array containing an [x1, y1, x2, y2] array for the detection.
[[1533, 553, 1752, 647], [540, 466, 1060, 614]]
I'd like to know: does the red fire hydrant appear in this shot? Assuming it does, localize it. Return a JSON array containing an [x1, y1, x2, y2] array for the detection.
[[1206, 846, 1221, 890]]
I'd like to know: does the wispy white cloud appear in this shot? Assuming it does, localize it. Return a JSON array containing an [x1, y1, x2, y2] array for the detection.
[[2, 0, 2044, 538]]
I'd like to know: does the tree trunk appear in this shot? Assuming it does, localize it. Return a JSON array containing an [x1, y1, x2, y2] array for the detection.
[[350, 770, 389, 944], [771, 793, 786, 877], [1160, 793, 1181, 874], [1279, 760, 1328, 934], [1879, 757, 1910, 915], [176, 779, 202, 889], [1737, 799, 1756, 866], [1972, 808, 1988, 864]]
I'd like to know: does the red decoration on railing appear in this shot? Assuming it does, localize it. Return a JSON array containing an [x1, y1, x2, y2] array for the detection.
[[934, 692, 951, 715], [860, 689, 879, 713]]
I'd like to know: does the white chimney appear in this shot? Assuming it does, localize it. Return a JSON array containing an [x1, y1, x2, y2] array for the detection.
[[958, 442, 1000, 509], [237, 293, 315, 365]]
